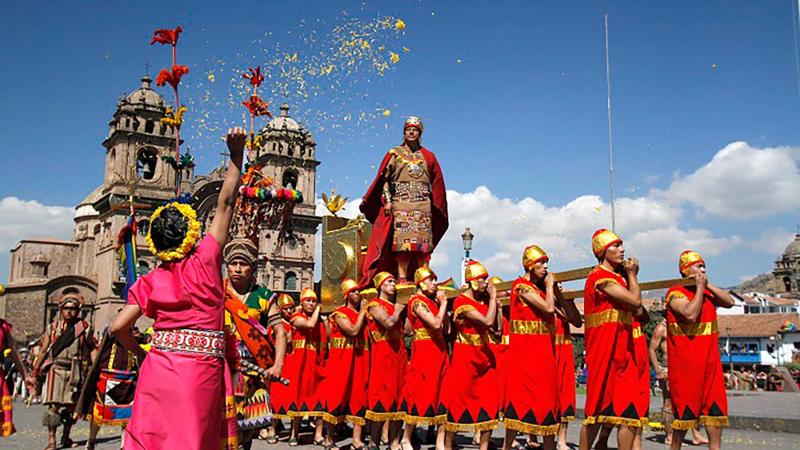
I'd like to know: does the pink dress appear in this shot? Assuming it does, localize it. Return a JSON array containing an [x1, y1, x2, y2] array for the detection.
[[124, 235, 236, 450]]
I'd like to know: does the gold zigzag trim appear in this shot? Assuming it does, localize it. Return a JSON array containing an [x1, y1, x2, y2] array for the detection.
[[286, 410, 325, 419], [346, 415, 367, 426], [671, 418, 698, 431], [365, 411, 406, 421], [444, 419, 499, 432], [503, 418, 559, 436], [272, 413, 291, 420], [560, 415, 576, 423], [322, 412, 347, 425], [583, 415, 643, 428], [699, 415, 729, 428], [403, 413, 447, 426]]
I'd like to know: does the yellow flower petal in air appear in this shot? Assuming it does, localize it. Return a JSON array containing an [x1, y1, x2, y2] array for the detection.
[[208, 72, 215, 82], [395, 19, 406, 31], [389, 52, 400, 64], [383, 109, 391, 117]]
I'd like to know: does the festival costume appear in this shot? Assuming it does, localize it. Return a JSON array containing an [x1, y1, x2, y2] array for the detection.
[[582, 265, 643, 428], [365, 296, 407, 421], [632, 315, 650, 426], [76, 328, 140, 427], [124, 234, 238, 450], [503, 278, 559, 435], [488, 315, 509, 417], [268, 319, 294, 420], [282, 309, 326, 418], [359, 119, 448, 286], [401, 293, 449, 426], [321, 305, 370, 425], [0, 319, 16, 436], [440, 294, 499, 432], [554, 316, 576, 423], [666, 281, 728, 430], [223, 281, 277, 432]]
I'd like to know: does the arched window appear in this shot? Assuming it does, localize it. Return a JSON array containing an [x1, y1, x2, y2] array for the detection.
[[284, 271, 297, 291], [282, 168, 299, 189], [137, 148, 158, 180]]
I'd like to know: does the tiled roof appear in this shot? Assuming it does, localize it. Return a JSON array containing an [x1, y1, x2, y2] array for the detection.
[[717, 313, 799, 338]]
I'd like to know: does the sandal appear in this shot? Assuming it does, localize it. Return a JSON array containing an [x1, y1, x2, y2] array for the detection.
[[289, 437, 300, 447], [266, 436, 279, 445], [351, 444, 366, 450], [314, 437, 326, 447]]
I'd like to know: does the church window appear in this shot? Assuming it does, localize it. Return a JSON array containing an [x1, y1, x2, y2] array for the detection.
[[145, 120, 155, 134], [137, 148, 158, 180], [138, 219, 150, 236], [284, 271, 297, 291], [282, 168, 299, 189], [93, 224, 101, 236]]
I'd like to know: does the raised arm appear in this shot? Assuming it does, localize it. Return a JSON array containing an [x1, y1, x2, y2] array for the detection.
[[207, 127, 246, 245], [518, 274, 556, 315], [668, 273, 707, 322], [598, 258, 642, 310], [555, 284, 582, 328], [369, 302, 405, 329], [110, 304, 147, 360], [462, 283, 498, 328], [265, 302, 287, 379], [414, 294, 449, 331], [292, 305, 321, 330], [707, 283, 735, 308]]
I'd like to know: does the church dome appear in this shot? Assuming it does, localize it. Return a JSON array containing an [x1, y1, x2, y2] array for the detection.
[[784, 234, 800, 257], [124, 75, 164, 107], [266, 104, 301, 131]]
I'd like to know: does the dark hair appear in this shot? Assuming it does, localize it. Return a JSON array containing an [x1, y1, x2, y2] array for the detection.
[[150, 206, 188, 251]]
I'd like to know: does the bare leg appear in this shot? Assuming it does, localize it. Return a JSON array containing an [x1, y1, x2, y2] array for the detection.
[[691, 426, 709, 445], [370, 420, 384, 447], [291, 418, 301, 442], [444, 431, 455, 450], [704, 426, 722, 450], [616, 425, 636, 450], [324, 422, 340, 450], [383, 420, 390, 444], [578, 423, 599, 450], [556, 423, 569, 450], [353, 424, 365, 448], [314, 417, 325, 443], [670, 429, 686, 450], [478, 430, 492, 450], [632, 427, 642, 450], [503, 429, 518, 450], [595, 425, 612, 450], [541, 436, 555, 450], [85, 420, 100, 449], [401, 423, 416, 450], [389, 420, 403, 450], [663, 397, 674, 445], [396, 253, 411, 281], [435, 425, 446, 450]]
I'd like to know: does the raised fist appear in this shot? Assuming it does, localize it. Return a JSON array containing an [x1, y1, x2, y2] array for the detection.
[[694, 272, 708, 287], [226, 127, 247, 160], [623, 257, 640, 276]]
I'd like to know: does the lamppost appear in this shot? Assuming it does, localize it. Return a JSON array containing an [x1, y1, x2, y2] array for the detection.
[[461, 227, 474, 286]]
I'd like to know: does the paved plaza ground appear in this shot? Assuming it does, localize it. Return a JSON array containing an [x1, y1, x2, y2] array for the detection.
[[5, 391, 799, 450]]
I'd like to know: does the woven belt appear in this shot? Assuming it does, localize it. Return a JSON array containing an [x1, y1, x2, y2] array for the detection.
[[668, 320, 718, 337], [371, 329, 402, 343], [328, 337, 352, 349], [152, 328, 226, 358], [510, 319, 555, 336], [585, 309, 632, 329], [293, 339, 320, 351], [632, 326, 643, 339]]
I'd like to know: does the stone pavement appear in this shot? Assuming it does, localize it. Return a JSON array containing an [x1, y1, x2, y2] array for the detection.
[[4, 392, 799, 449]]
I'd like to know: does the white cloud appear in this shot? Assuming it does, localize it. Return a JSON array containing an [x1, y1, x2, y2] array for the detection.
[[748, 227, 797, 255], [663, 142, 800, 219], [0, 197, 75, 282]]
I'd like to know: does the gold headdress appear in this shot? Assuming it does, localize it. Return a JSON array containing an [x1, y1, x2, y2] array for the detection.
[[373, 271, 395, 290], [592, 228, 622, 259], [679, 250, 705, 276], [522, 245, 548, 270], [404, 116, 424, 133], [414, 266, 436, 286]]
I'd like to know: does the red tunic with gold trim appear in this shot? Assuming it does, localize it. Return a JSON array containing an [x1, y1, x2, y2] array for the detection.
[[282, 312, 326, 418], [401, 294, 449, 426], [503, 278, 560, 435], [582, 266, 643, 427], [632, 315, 650, 425], [555, 315, 576, 422], [366, 298, 407, 421], [0, 319, 16, 437], [268, 320, 294, 419], [666, 286, 728, 430], [488, 314, 509, 416], [440, 294, 499, 432], [321, 305, 370, 426]]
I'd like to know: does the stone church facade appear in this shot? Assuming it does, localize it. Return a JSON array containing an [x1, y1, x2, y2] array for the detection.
[[0, 75, 321, 340]]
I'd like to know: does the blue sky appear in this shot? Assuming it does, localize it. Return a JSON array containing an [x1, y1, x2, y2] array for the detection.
[[1, 0, 799, 288]]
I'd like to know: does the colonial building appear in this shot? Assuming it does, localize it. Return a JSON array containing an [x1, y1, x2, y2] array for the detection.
[[0, 75, 320, 340]]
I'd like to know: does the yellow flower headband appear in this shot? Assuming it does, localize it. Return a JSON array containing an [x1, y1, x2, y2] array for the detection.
[[146, 202, 201, 261]]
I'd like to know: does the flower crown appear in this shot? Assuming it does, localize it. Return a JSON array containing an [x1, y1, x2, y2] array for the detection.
[[146, 201, 201, 261]]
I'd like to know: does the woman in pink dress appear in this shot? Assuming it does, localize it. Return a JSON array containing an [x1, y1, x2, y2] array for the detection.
[[110, 128, 247, 450]]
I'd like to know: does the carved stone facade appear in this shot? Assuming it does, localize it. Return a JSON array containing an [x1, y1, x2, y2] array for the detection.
[[0, 76, 321, 340], [774, 233, 800, 295]]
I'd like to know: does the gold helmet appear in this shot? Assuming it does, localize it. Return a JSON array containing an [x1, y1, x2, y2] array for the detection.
[[414, 266, 436, 286], [341, 278, 360, 299], [277, 293, 295, 310], [679, 250, 705, 276], [522, 245, 548, 271], [592, 228, 622, 258], [300, 288, 317, 301], [373, 271, 395, 289]]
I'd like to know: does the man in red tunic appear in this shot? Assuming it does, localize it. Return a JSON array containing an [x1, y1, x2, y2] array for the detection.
[[666, 251, 734, 450], [579, 229, 645, 450], [401, 266, 450, 450], [359, 117, 448, 285], [365, 272, 407, 450]]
